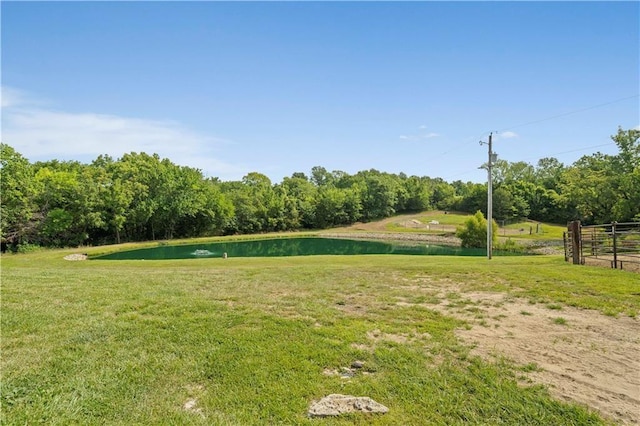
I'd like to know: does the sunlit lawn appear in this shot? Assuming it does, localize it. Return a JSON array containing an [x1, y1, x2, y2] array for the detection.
[[383, 211, 566, 241], [2, 245, 636, 425], [498, 221, 566, 240]]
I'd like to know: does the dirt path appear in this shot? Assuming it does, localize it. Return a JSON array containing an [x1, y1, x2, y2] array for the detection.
[[320, 231, 461, 246], [330, 212, 454, 233], [428, 293, 640, 425], [329, 225, 638, 421]]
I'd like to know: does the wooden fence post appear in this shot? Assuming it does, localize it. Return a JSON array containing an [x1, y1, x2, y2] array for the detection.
[[570, 220, 582, 265], [612, 222, 618, 269]]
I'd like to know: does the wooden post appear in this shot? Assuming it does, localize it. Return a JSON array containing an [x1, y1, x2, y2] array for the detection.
[[570, 220, 581, 265], [612, 222, 618, 269], [563, 232, 568, 262]]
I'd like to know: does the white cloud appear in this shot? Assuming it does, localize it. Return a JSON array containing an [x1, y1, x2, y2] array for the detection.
[[1, 86, 248, 180], [1, 86, 42, 108], [399, 131, 440, 141], [499, 131, 519, 139]]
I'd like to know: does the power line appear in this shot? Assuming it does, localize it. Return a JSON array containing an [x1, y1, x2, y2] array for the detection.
[[442, 169, 478, 181], [442, 141, 619, 180], [497, 94, 639, 133], [427, 130, 493, 162], [424, 94, 637, 179], [516, 142, 617, 162], [423, 94, 637, 168]]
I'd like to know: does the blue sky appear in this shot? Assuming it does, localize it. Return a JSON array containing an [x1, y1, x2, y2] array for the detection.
[[2, 1, 638, 183]]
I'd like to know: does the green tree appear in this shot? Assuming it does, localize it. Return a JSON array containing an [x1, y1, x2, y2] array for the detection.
[[429, 178, 457, 210], [201, 179, 235, 235], [492, 160, 535, 186], [32, 163, 85, 246], [455, 183, 487, 214], [534, 157, 565, 190], [0, 144, 37, 247], [310, 166, 333, 187], [281, 174, 317, 228], [113, 152, 163, 240], [610, 127, 640, 221], [402, 176, 433, 212], [508, 180, 565, 223], [456, 210, 498, 248], [313, 186, 359, 228], [357, 170, 399, 221], [222, 173, 277, 233], [560, 153, 618, 224], [90, 156, 133, 244], [493, 185, 530, 221]]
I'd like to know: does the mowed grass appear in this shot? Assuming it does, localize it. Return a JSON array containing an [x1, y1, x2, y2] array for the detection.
[[2, 247, 638, 425], [385, 211, 470, 233], [498, 221, 566, 240], [383, 211, 566, 241]]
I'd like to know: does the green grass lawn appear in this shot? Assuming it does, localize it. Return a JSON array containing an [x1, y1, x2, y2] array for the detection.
[[414, 211, 473, 226], [385, 211, 471, 233], [2, 245, 636, 425], [497, 221, 566, 240], [383, 211, 566, 242]]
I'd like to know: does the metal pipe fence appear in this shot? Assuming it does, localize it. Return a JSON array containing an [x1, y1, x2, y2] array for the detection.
[[564, 221, 640, 270]]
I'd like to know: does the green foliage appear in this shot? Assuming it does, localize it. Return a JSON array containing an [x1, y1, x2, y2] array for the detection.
[[552, 317, 568, 326], [0, 143, 37, 245], [313, 186, 360, 228], [611, 127, 640, 221], [559, 128, 639, 224], [456, 211, 498, 248], [15, 242, 41, 254], [493, 186, 529, 220], [430, 178, 457, 210], [357, 169, 400, 221], [454, 182, 487, 214], [495, 238, 522, 253], [281, 174, 317, 228], [493, 160, 535, 185], [0, 127, 637, 248]]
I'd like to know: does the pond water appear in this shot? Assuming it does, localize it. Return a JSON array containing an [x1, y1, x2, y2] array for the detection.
[[93, 237, 511, 260]]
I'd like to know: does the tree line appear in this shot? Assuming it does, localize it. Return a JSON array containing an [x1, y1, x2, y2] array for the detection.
[[1, 128, 638, 250]]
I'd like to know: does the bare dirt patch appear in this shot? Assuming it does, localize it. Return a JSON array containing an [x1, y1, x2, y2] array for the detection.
[[63, 253, 88, 261], [425, 293, 640, 425], [583, 255, 640, 273]]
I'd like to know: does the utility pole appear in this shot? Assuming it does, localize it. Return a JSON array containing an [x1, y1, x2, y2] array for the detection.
[[487, 132, 493, 259], [480, 133, 496, 260]]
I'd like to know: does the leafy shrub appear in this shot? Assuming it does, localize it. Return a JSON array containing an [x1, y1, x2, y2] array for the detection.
[[456, 211, 498, 248], [16, 243, 41, 254], [495, 238, 527, 253]]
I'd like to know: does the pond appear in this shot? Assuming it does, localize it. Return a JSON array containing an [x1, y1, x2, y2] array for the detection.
[[93, 237, 512, 260]]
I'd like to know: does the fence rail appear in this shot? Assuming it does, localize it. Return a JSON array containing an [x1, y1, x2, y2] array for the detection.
[[564, 221, 640, 270]]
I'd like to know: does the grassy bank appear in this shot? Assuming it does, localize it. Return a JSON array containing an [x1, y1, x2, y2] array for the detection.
[[381, 212, 566, 242], [2, 248, 637, 424]]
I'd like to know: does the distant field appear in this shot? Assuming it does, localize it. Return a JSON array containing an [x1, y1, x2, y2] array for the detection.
[[2, 242, 638, 425], [497, 221, 566, 240], [414, 211, 472, 226], [341, 210, 567, 242]]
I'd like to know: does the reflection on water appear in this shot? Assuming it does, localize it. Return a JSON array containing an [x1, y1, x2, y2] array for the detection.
[[94, 237, 503, 260]]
